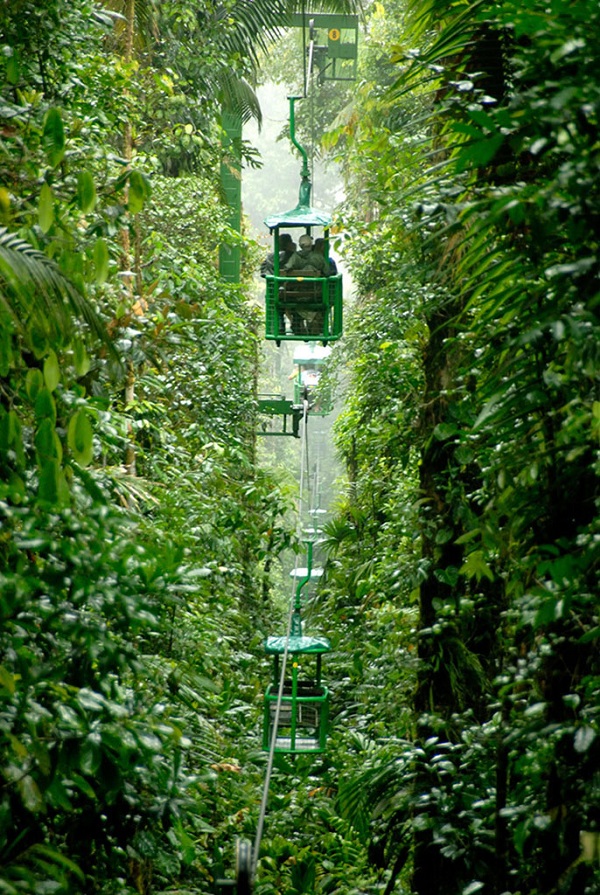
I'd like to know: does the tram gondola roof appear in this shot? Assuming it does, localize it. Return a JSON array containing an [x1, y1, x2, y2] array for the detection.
[[264, 634, 331, 654], [264, 203, 332, 230], [293, 344, 332, 365]]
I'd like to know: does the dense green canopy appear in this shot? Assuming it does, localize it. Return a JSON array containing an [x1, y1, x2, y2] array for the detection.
[[0, 0, 598, 894]]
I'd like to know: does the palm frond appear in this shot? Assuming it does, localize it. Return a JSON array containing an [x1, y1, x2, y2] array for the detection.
[[218, 71, 262, 127], [285, 0, 364, 14], [102, 0, 160, 46], [211, 0, 363, 70], [0, 227, 114, 354], [320, 516, 360, 554], [212, 0, 288, 69]]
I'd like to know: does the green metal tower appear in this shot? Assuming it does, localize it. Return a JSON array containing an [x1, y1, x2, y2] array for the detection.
[[219, 111, 242, 283]]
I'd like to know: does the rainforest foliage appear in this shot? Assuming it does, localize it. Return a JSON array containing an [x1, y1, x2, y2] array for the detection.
[[321, 0, 600, 894], [0, 1, 294, 892], [0, 1, 598, 895]]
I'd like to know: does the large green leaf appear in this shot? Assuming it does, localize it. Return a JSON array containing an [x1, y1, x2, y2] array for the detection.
[[26, 367, 44, 401], [6, 47, 19, 85], [93, 236, 109, 284], [128, 169, 152, 213], [43, 350, 60, 392], [67, 408, 94, 467], [38, 183, 54, 233], [35, 417, 62, 464], [76, 170, 97, 213], [42, 108, 66, 168], [37, 457, 62, 503]]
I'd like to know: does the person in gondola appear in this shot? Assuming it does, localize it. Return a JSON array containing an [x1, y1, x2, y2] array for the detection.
[[283, 234, 330, 335], [313, 238, 338, 275], [260, 232, 296, 277], [284, 233, 330, 276], [260, 233, 297, 334], [296, 237, 336, 335]]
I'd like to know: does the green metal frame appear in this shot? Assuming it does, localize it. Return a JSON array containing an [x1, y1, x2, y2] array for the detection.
[[290, 13, 359, 82], [257, 395, 303, 438], [263, 542, 331, 754], [219, 111, 242, 283], [265, 273, 342, 344], [262, 665, 329, 754]]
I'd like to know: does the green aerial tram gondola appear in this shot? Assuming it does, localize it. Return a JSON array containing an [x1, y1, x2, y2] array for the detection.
[[263, 541, 331, 754], [263, 97, 343, 346], [293, 343, 333, 415]]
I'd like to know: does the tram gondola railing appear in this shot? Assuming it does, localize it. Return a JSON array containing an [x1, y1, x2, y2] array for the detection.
[[263, 681, 329, 753], [265, 273, 343, 342]]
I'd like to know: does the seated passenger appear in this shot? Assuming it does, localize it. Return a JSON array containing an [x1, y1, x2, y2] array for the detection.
[[313, 238, 338, 275], [260, 233, 297, 335], [282, 234, 331, 336], [260, 233, 296, 277], [301, 368, 320, 389], [284, 234, 330, 276]]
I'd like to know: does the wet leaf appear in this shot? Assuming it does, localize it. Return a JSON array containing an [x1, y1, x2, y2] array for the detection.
[[68, 408, 94, 466], [77, 170, 97, 213], [574, 726, 596, 753], [94, 236, 109, 284], [19, 775, 45, 813], [128, 169, 151, 213], [38, 182, 54, 233], [42, 108, 65, 167]]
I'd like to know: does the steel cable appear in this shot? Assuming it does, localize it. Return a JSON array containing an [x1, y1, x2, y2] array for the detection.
[[251, 397, 310, 878]]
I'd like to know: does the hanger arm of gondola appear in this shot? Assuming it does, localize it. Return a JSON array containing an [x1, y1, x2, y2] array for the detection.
[[257, 395, 303, 438]]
